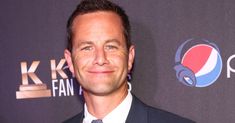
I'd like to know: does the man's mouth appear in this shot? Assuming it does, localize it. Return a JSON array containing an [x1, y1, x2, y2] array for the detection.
[[88, 70, 114, 74]]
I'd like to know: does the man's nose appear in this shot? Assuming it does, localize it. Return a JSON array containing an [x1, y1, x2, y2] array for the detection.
[[93, 48, 109, 66]]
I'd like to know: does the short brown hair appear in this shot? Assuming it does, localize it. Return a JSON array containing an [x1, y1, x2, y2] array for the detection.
[[66, 0, 131, 52]]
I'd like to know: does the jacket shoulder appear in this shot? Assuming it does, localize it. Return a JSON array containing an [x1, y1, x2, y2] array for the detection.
[[129, 95, 195, 123], [146, 105, 195, 123]]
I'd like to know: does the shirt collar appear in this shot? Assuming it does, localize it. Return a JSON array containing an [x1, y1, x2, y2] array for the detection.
[[83, 91, 133, 123]]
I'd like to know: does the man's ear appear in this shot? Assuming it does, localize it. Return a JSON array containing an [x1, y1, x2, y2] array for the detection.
[[128, 45, 135, 72], [64, 49, 75, 77]]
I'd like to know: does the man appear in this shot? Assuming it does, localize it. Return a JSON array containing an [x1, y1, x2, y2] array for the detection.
[[64, 0, 195, 123]]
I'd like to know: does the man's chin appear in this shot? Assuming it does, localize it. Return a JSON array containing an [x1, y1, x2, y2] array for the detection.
[[82, 84, 118, 96], [84, 89, 114, 96]]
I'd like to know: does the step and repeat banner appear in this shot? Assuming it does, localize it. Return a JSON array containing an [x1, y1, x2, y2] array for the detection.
[[1, 0, 235, 123]]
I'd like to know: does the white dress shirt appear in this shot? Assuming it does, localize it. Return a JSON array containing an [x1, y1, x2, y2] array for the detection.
[[83, 91, 133, 123]]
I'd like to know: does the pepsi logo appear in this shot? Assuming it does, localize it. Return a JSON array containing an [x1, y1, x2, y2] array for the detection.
[[174, 39, 223, 87]]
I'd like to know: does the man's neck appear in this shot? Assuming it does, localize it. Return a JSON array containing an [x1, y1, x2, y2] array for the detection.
[[83, 83, 128, 119]]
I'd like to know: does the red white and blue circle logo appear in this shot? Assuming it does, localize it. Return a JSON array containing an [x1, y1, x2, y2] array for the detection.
[[174, 39, 222, 87]]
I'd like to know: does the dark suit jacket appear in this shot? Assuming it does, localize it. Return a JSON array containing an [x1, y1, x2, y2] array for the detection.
[[63, 95, 195, 123]]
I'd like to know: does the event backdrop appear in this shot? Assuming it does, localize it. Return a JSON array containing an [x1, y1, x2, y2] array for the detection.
[[1, 0, 235, 123]]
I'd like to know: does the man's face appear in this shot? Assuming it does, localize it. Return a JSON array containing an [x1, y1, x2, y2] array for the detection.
[[65, 11, 134, 96]]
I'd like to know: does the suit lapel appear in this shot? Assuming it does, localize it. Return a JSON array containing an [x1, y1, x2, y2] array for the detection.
[[78, 111, 84, 123], [63, 110, 84, 123], [125, 95, 148, 123]]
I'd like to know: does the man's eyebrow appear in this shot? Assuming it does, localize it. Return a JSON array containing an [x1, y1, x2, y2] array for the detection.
[[77, 41, 94, 46], [75, 39, 121, 47], [105, 39, 121, 45]]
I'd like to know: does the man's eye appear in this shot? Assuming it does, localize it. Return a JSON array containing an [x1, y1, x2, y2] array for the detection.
[[81, 46, 93, 51], [106, 45, 118, 50]]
